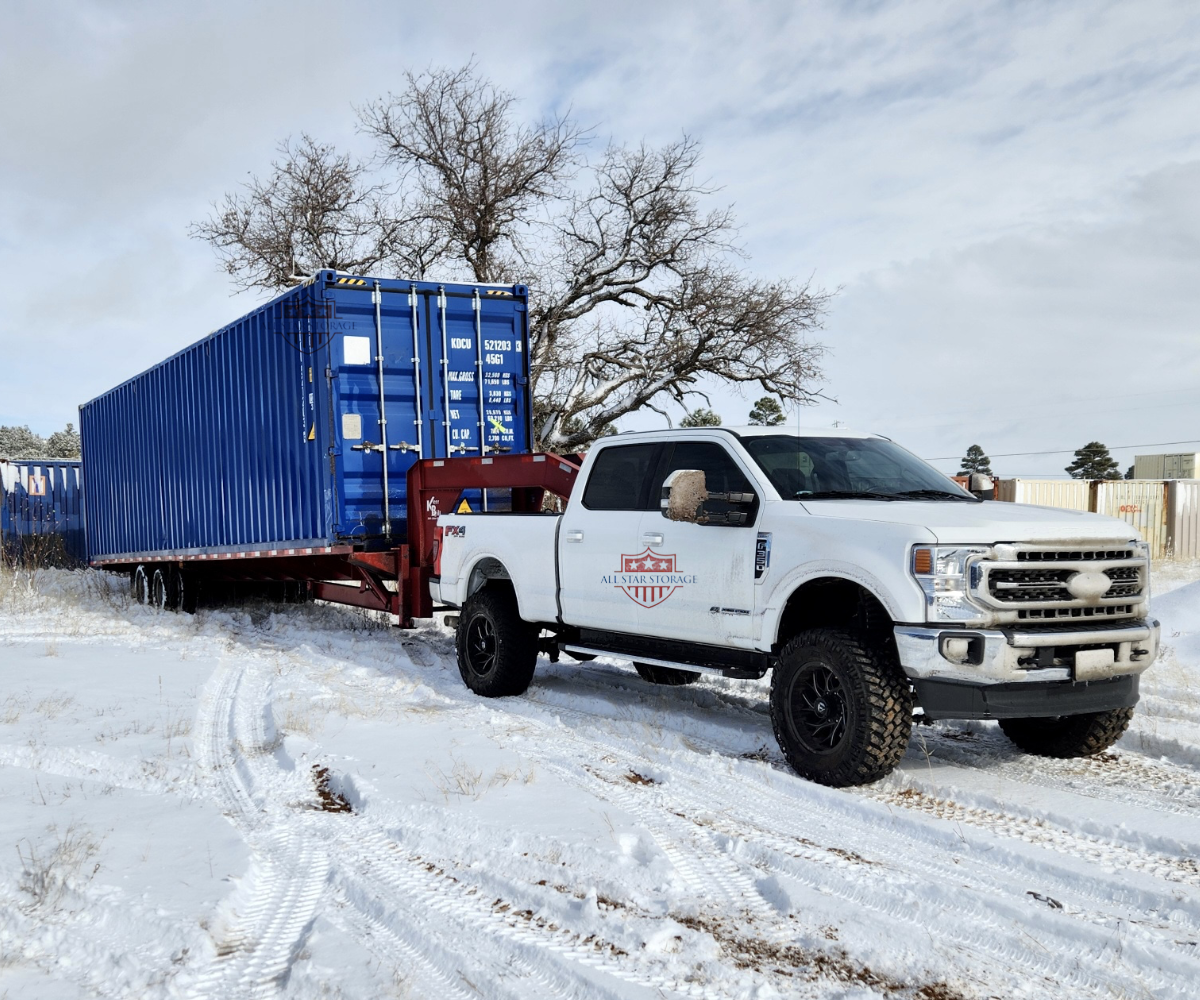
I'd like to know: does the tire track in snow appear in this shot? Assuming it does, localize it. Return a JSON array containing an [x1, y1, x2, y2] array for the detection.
[[494, 705, 1200, 999], [188, 660, 330, 999], [320, 817, 738, 1000], [196, 654, 723, 999], [910, 725, 1200, 818], [517, 679, 1200, 890]]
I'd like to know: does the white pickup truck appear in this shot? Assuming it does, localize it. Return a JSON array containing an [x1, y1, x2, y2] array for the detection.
[[432, 427, 1158, 786]]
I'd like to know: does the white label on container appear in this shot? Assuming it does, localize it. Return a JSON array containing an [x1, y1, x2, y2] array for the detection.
[[343, 336, 372, 366], [342, 413, 362, 440]]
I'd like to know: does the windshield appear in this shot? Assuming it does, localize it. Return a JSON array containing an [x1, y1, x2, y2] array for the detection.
[[740, 435, 978, 501]]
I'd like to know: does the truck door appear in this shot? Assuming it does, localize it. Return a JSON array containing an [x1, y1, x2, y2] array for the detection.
[[558, 442, 662, 633], [636, 440, 760, 648]]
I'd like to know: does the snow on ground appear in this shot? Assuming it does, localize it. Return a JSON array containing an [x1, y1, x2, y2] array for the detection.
[[1, 564, 1199, 1000]]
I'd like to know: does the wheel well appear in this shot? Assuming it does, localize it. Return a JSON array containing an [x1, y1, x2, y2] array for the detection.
[[775, 577, 894, 651], [466, 557, 512, 599]]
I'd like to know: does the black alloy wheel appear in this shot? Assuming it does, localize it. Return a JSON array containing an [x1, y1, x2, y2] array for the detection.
[[465, 615, 498, 680], [455, 586, 538, 698], [789, 661, 849, 753], [770, 628, 912, 787]]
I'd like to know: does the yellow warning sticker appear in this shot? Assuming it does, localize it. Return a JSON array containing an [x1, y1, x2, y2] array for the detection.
[[457, 500, 473, 513], [308, 424, 316, 441]]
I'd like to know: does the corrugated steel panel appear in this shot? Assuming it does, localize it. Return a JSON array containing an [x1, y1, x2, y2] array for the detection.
[[79, 272, 532, 564], [1094, 480, 1168, 558], [0, 459, 86, 563], [1134, 452, 1200, 479], [1167, 480, 1200, 560], [995, 479, 1092, 510]]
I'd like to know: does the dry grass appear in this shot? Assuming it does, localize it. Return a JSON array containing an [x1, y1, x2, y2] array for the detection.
[[16, 822, 102, 914]]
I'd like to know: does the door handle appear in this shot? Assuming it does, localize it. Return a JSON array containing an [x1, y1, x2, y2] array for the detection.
[[565, 529, 584, 542], [641, 532, 664, 546]]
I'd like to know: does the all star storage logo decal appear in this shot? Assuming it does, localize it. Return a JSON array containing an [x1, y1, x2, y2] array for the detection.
[[603, 548, 696, 608]]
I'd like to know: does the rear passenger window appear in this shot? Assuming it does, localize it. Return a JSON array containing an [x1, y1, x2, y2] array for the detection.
[[582, 444, 660, 510]]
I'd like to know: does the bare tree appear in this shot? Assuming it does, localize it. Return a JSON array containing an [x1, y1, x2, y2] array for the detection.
[[189, 135, 427, 291], [192, 64, 829, 450], [359, 62, 585, 283]]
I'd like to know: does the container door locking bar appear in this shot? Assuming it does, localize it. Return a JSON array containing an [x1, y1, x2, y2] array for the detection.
[[372, 281, 391, 540], [391, 284, 425, 459]]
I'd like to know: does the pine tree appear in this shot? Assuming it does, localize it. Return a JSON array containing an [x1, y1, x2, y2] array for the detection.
[[680, 408, 721, 427], [958, 444, 992, 475], [1065, 441, 1121, 480], [748, 397, 785, 426], [0, 425, 48, 460], [45, 423, 81, 459]]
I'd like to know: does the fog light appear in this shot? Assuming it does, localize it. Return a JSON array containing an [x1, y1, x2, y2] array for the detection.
[[942, 637, 971, 663]]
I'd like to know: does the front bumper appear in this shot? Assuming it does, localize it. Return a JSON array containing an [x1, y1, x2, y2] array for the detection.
[[894, 619, 1159, 687]]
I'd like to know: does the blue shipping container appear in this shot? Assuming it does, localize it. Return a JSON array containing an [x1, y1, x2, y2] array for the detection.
[[79, 272, 532, 564], [0, 459, 86, 564]]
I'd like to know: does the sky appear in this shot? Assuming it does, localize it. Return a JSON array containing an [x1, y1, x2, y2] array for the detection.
[[1, 0, 1197, 477]]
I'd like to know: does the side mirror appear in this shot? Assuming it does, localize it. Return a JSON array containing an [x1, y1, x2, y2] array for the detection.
[[661, 470, 756, 525], [662, 469, 707, 522], [968, 473, 994, 500]]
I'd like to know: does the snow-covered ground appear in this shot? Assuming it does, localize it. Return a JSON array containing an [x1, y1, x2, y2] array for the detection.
[[2, 563, 1199, 1000]]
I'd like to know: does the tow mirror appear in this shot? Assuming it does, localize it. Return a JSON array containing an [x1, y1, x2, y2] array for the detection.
[[968, 473, 994, 500], [661, 470, 756, 525], [662, 469, 707, 522]]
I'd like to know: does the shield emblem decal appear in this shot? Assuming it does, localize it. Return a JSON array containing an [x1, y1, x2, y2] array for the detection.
[[615, 548, 684, 608]]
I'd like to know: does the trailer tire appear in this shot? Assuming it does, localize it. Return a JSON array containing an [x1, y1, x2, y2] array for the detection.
[[177, 568, 198, 614], [998, 706, 1134, 758], [456, 586, 538, 698], [634, 663, 700, 686], [132, 565, 150, 605], [150, 568, 173, 611], [770, 628, 912, 787]]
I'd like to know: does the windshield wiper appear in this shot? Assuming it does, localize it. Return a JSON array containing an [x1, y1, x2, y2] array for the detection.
[[890, 489, 982, 503], [794, 490, 902, 501]]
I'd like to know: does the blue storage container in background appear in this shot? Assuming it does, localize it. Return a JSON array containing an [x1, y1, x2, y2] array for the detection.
[[79, 271, 532, 564], [0, 459, 86, 564]]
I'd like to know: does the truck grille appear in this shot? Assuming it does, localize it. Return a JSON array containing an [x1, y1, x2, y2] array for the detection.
[[973, 545, 1145, 621]]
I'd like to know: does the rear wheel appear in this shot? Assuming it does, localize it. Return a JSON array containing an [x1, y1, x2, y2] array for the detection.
[[634, 663, 700, 686], [150, 567, 179, 611], [999, 707, 1134, 758], [770, 628, 912, 787], [456, 587, 538, 697], [132, 565, 150, 605]]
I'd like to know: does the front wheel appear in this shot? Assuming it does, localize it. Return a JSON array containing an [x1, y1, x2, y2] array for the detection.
[[999, 707, 1134, 758], [456, 587, 538, 697], [770, 629, 913, 787]]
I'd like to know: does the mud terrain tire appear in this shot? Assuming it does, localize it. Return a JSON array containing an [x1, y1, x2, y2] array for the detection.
[[634, 663, 700, 686], [771, 629, 912, 787], [457, 586, 539, 698], [999, 707, 1134, 758]]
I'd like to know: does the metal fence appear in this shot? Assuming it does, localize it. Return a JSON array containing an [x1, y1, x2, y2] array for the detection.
[[994, 478, 1200, 559]]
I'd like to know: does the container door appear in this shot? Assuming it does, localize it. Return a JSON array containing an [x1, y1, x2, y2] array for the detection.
[[422, 287, 529, 462], [329, 283, 423, 542]]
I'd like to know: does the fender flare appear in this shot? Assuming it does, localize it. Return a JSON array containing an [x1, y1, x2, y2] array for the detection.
[[762, 562, 906, 647]]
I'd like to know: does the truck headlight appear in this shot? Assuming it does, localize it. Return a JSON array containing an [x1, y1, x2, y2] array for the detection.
[[911, 546, 989, 621]]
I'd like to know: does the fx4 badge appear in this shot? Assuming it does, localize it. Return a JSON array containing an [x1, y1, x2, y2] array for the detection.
[[602, 548, 697, 608]]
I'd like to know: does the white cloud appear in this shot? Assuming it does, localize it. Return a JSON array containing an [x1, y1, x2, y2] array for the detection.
[[1, 0, 1197, 477]]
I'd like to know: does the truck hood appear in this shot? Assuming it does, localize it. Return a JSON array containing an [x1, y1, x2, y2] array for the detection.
[[793, 499, 1139, 544]]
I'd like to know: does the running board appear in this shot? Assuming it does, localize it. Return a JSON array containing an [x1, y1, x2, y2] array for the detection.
[[561, 645, 763, 680]]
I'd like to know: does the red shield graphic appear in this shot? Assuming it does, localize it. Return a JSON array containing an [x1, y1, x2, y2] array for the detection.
[[615, 548, 682, 608]]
